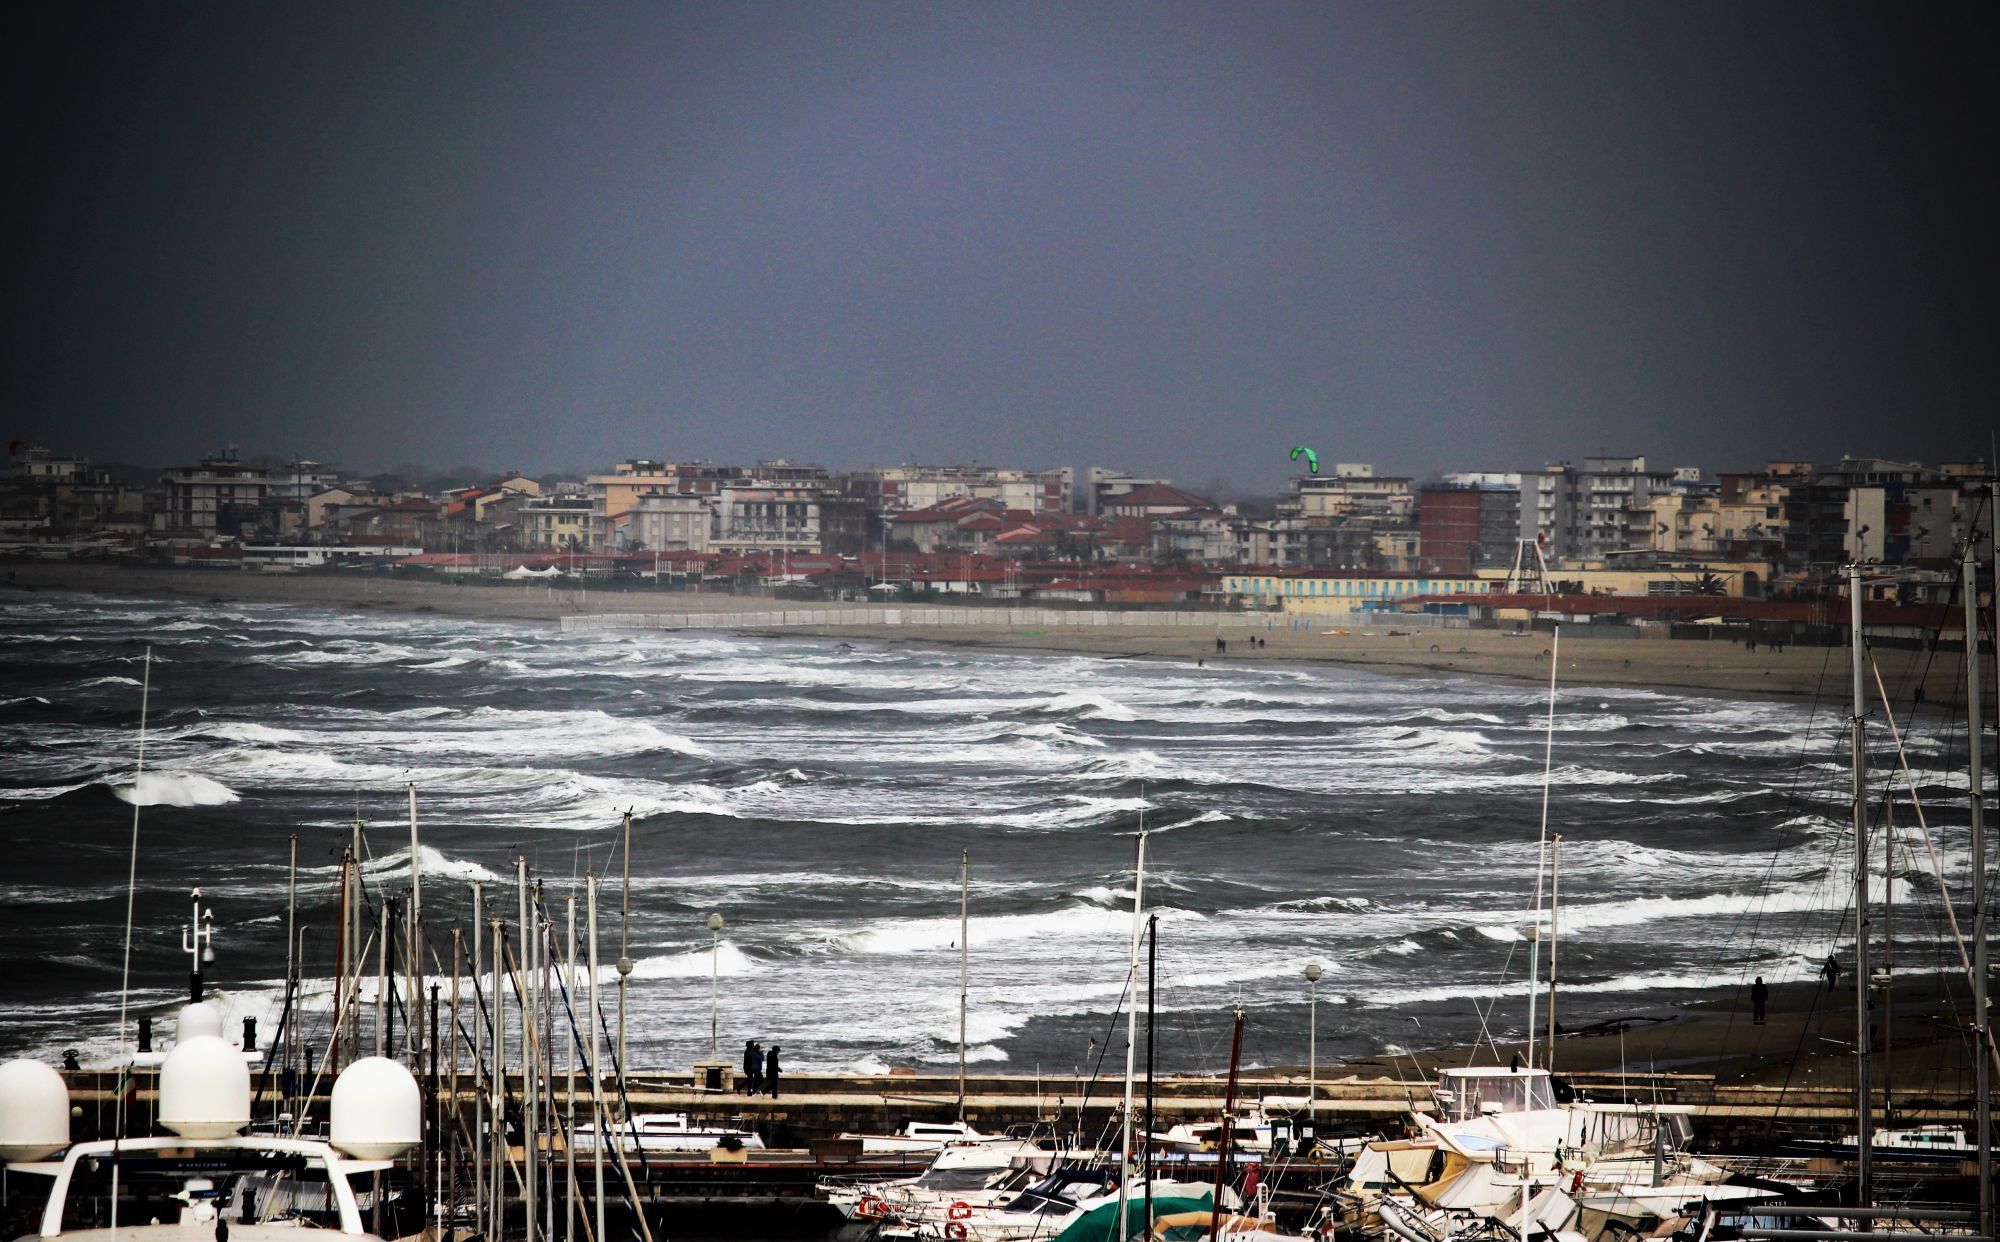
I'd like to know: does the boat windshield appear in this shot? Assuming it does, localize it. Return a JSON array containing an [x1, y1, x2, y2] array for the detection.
[[914, 1165, 1017, 1191], [52, 1152, 353, 1232], [1002, 1169, 1112, 1214], [1435, 1070, 1556, 1122]]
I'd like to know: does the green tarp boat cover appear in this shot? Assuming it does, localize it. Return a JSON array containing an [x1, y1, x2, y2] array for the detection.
[[1048, 1193, 1215, 1242]]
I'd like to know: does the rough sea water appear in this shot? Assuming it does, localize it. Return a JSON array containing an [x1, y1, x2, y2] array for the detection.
[[0, 591, 1981, 1079]]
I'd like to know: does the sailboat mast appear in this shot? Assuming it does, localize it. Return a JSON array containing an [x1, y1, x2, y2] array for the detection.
[[471, 880, 486, 1239], [1527, 625, 1560, 1067], [1209, 1009, 1245, 1242], [1546, 835, 1561, 1072], [1847, 564, 1874, 1203], [1882, 798, 1894, 1118], [1145, 913, 1157, 1230], [619, 811, 632, 1095], [958, 849, 969, 1122], [333, 850, 350, 1072], [408, 782, 422, 1070], [1118, 830, 1148, 1242], [286, 833, 298, 1077], [1964, 534, 1991, 1238]]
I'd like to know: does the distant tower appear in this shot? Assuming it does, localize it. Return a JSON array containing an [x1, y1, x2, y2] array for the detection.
[[1505, 538, 1550, 593]]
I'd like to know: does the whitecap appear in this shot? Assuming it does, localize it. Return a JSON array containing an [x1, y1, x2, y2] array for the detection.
[[110, 772, 240, 807]]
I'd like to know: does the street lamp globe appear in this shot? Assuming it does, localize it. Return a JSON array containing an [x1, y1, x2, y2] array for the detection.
[[707, 912, 725, 933], [1304, 963, 1322, 983]]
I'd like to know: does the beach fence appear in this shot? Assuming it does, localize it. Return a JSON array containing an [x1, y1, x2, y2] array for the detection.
[[561, 606, 1475, 634]]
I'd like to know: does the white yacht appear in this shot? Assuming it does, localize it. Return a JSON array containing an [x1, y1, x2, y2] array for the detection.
[[569, 1111, 765, 1153], [2, 1006, 423, 1241]]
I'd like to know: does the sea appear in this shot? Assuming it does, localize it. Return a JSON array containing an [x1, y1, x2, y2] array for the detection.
[[0, 589, 1979, 1078]]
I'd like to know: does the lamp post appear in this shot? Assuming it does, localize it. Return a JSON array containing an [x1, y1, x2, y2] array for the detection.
[[706, 912, 725, 1061], [1303, 963, 1322, 1126]]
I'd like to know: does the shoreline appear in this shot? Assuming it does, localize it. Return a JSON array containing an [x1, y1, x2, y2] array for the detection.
[[3, 561, 1964, 705]]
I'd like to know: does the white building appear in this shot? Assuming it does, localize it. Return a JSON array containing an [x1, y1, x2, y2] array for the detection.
[[851, 465, 1073, 514], [625, 491, 711, 553]]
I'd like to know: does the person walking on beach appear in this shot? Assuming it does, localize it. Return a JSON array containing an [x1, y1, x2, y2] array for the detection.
[[741, 1040, 762, 1095], [1751, 977, 1768, 1025], [763, 1045, 782, 1098], [1822, 954, 1841, 991]]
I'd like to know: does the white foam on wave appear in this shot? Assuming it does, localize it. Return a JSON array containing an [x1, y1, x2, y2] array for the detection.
[[0, 781, 89, 801], [616, 941, 761, 980], [0, 695, 54, 707], [825, 902, 1200, 956], [1471, 877, 1918, 942], [79, 675, 143, 688], [362, 844, 501, 883], [111, 771, 240, 807], [1145, 809, 1233, 834], [988, 794, 1149, 830], [190, 721, 314, 744], [1031, 692, 1137, 722], [1171, 959, 1341, 989], [1390, 708, 1508, 726]]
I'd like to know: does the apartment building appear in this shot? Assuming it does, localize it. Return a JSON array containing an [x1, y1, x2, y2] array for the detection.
[[625, 491, 711, 553], [1286, 463, 1415, 520], [712, 486, 865, 554], [1418, 480, 1521, 573], [1522, 455, 1683, 563], [1084, 468, 1171, 516], [156, 450, 271, 535], [519, 495, 593, 550], [847, 464, 1072, 514]]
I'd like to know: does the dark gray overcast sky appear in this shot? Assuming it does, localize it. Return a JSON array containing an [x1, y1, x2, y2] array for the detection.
[[8, 1, 1995, 490]]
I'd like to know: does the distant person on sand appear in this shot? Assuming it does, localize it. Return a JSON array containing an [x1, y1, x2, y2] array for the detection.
[[764, 1045, 782, 1098], [1822, 954, 1841, 991], [741, 1040, 761, 1094], [1751, 977, 1768, 1025]]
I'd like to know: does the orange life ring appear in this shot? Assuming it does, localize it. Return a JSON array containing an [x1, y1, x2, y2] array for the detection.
[[857, 1196, 886, 1219], [946, 1224, 968, 1240], [948, 1202, 973, 1221]]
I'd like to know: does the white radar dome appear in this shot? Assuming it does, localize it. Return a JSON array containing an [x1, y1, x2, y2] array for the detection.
[[177, 1002, 225, 1042], [331, 1057, 421, 1159], [0, 1058, 71, 1161], [158, 1035, 250, 1139]]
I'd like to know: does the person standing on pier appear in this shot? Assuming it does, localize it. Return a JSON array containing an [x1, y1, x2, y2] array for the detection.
[[742, 1040, 762, 1095], [1822, 954, 1841, 991], [1750, 977, 1768, 1025], [764, 1045, 782, 1098]]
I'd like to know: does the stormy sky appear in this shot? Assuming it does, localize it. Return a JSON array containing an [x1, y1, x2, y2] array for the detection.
[[9, 2, 1995, 489]]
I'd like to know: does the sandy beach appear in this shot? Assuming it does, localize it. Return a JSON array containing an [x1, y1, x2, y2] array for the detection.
[[2, 561, 1966, 705]]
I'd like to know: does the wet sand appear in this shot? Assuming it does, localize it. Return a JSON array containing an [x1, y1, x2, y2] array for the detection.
[[1, 562, 1966, 704], [1375, 976, 1985, 1103]]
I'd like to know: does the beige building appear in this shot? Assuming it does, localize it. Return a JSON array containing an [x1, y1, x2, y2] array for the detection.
[[847, 464, 1073, 514], [586, 460, 679, 549], [1645, 480, 1786, 556], [1286, 463, 1415, 520], [519, 496, 591, 550]]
